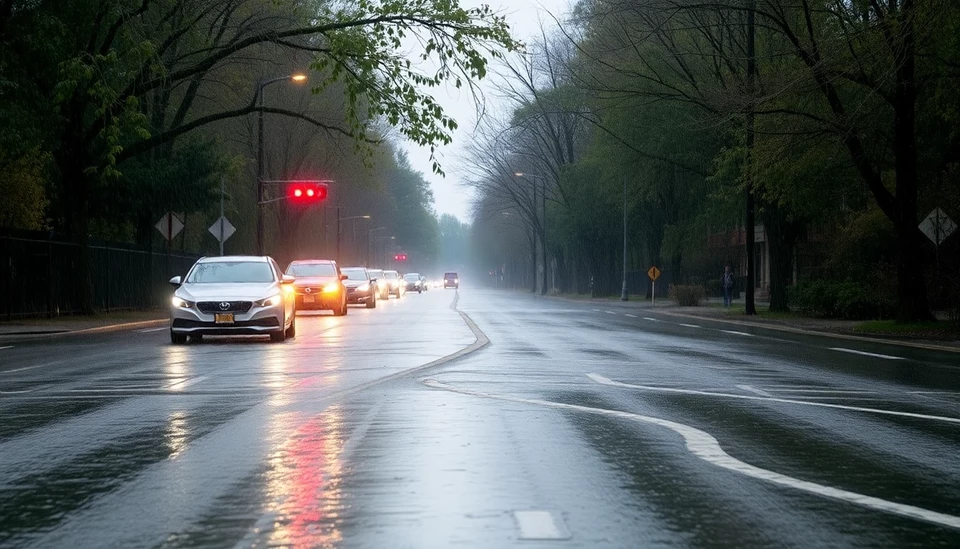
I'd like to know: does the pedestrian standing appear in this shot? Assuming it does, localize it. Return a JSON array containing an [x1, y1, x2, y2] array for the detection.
[[722, 265, 735, 307]]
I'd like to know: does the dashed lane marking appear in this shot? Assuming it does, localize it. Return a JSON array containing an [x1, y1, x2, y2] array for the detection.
[[0, 346, 13, 350], [736, 384, 773, 397], [137, 327, 167, 333], [586, 373, 960, 425], [679, 323, 702, 329], [424, 378, 960, 531], [0, 364, 43, 374], [513, 510, 571, 540], [721, 330, 753, 337], [829, 347, 904, 361], [604, 311, 617, 315], [643, 317, 659, 322], [625, 314, 638, 318]]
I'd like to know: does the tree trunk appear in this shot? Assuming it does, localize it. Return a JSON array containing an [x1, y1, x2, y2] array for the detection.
[[891, 0, 933, 322], [764, 204, 801, 313]]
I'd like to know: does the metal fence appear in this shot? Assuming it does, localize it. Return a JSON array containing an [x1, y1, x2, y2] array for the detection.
[[1, 231, 199, 319]]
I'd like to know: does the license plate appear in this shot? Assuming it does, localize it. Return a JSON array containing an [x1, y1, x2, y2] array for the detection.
[[214, 313, 235, 324], [303, 295, 315, 303]]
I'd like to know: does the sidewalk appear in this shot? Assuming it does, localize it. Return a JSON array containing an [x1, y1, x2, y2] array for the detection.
[[548, 293, 960, 350], [0, 310, 167, 339]]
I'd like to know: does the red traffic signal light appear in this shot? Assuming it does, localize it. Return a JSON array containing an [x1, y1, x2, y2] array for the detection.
[[287, 181, 328, 203], [394, 253, 408, 261]]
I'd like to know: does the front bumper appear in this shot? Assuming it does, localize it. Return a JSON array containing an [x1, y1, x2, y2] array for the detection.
[[170, 302, 284, 335], [295, 292, 340, 310], [345, 287, 374, 303]]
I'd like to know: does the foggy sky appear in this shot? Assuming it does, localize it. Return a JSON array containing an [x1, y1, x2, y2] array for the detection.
[[400, 0, 571, 223]]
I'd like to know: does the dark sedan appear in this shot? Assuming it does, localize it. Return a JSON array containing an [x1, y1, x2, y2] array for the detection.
[[403, 273, 424, 293], [341, 267, 377, 308]]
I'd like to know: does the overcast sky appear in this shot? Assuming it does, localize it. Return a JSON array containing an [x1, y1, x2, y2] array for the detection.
[[400, 0, 571, 223]]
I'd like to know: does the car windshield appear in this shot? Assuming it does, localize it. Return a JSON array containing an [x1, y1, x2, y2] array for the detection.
[[444, 272, 457, 279], [341, 268, 368, 281], [384, 271, 398, 279], [286, 263, 336, 277], [186, 261, 274, 283], [368, 270, 383, 278], [404, 274, 420, 280]]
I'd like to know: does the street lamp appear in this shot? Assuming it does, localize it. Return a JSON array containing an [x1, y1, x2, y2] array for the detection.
[[375, 235, 395, 267], [337, 209, 370, 263], [514, 172, 548, 295], [256, 72, 308, 255], [621, 177, 628, 301], [367, 226, 385, 266]]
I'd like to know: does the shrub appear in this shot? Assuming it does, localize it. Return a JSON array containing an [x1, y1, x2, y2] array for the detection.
[[670, 284, 706, 306], [789, 280, 896, 319]]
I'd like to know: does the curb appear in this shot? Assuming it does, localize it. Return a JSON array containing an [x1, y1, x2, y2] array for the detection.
[[0, 318, 167, 342], [656, 309, 960, 354]]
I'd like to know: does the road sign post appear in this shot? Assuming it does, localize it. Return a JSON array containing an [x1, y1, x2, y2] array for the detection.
[[648, 266, 661, 307]]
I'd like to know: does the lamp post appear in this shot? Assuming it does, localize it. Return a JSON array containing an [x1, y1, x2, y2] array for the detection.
[[515, 172, 548, 295], [255, 73, 307, 255], [373, 235, 395, 267], [621, 177, 629, 301], [337, 209, 370, 263], [367, 226, 386, 266]]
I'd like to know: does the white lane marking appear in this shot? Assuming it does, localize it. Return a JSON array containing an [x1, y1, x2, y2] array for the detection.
[[643, 317, 659, 322], [829, 347, 904, 361], [137, 327, 167, 333], [166, 375, 209, 390], [0, 365, 43, 374], [736, 384, 773, 397], [625, 314, 638, 318], [586, 373, 960, 425], [776, 389, 876, 394], [721, 330, 753, 337], [910, 391, 960, 395], [424, 378, 960, 531], [0, 346, 13, 350], [591, 309, 602, 312], [604, 311, 617, 315], [679, 323, 702, 329], [513, 510, 571, 540]]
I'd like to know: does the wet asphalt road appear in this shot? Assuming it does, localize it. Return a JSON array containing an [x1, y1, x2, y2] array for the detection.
[[1, 289, 959, 548]]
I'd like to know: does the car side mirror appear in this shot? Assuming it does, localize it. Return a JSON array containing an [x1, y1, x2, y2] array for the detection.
[[169, 276, 182, 287], [340, 274, 348, 280], [281, 275, 295, 284]]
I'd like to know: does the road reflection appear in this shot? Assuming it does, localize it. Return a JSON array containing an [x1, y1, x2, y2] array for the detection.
[[262, 405, 346, 547]]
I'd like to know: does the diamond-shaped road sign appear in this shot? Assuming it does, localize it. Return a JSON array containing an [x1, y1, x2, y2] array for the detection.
[[208, 216, 236, 243], [155, 212, 184, 241], [919, 208, 957, 246], [648, 266, 661, 281]]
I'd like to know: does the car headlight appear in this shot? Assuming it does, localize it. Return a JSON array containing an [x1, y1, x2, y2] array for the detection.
[[257, 294, 283, 307], [171, 296, 193, 308], [323, 283, 339, 293], [357, 283, 369, 292]]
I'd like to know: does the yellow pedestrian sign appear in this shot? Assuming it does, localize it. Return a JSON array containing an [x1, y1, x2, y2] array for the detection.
[[648, 266, 661, 281]]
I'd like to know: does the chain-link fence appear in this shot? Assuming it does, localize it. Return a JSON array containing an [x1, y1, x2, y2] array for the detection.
[[1, 230, 199, 319]]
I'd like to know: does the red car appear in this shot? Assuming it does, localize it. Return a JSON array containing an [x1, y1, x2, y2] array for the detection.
[[285, 259, 348, 316]]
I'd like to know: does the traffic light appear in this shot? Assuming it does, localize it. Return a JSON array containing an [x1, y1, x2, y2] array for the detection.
[[287, 181, 328, 204], [394, 253, 408, 261]]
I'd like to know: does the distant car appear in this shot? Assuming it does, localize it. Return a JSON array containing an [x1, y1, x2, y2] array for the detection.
[[403, 273, 423, 293], [169, 256, 296, 344], [342, 267, 377, 308], [443, 272, 459, 289], [366, 268, 389, 300], [285, 259, 347, 316], [382, 270, 404, 298]]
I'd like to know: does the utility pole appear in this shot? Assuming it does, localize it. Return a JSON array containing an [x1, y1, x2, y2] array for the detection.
[[621, 177, 628, 301], [541, 178, 548, 295], [744, 0, 758, 315], [219, 178, 225, 256]]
